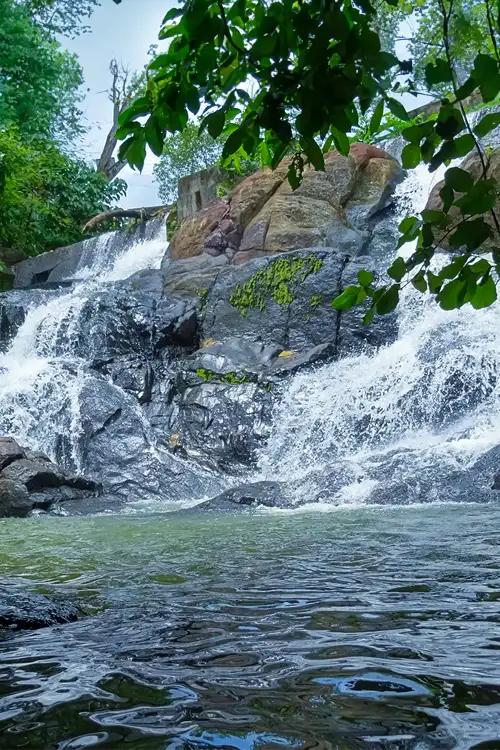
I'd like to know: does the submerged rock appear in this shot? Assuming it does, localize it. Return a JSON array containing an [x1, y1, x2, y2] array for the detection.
[[196, 481, 285, 511], [0, 588, 80, 631]]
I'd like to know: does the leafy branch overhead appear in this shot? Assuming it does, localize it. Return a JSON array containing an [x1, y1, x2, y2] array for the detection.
[[118, 0, 500, 316]]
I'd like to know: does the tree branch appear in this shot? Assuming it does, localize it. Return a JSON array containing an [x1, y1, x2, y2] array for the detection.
[[82, 205, 169, 233]]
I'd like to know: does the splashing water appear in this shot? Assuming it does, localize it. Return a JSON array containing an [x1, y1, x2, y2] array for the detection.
[[0, 229, 167, 470], [257, 165, 500, 507]]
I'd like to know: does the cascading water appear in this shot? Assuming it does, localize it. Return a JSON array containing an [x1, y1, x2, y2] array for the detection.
[[257, 164, 500, 508], [0, 224, 222, 506], [0, 231, 165, 464]]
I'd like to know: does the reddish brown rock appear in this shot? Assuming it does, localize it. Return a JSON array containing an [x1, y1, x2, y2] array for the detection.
[[169, 200, 228, 260]]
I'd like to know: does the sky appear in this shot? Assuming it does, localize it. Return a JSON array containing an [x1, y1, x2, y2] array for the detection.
[[63, 0, 173, 208]]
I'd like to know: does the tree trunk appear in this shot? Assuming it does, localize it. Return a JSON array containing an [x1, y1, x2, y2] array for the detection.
[[82, 205, 169, 233]]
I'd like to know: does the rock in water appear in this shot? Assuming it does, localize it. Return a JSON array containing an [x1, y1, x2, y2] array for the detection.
[[0, 436, 100, 517], [0, 589, 80, 630]]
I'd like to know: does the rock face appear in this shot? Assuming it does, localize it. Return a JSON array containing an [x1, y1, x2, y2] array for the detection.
[[0, 436, 99, 517], [1, 145, 403, 500], [167, 144, 403, 277]]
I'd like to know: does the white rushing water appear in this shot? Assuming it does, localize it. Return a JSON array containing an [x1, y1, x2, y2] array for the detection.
[[257, 164, 500, 507], [0, 229, 166, 470]]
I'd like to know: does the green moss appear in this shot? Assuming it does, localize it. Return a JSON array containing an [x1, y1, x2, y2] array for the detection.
[[195, 368, 250, 385], [194, 367, 273, 388], [310, 293, 324, 308], [229, 254, 324, 315]]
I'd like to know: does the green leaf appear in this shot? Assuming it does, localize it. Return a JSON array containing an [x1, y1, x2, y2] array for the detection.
[[375, 284, 400, 314], [411, 272, 427, 293], [387, 256, 407, 282], [144, 116, 164, 156], [358, 269, 374, 287], [386, 97, 409, 121], [425, 58, 453, 86], [363, 306, 376, 324], [331, 285, 361, 311], [445, 167, 473, 192], [470, 274, 497, 309], [222, 127, 245, 159], [473, 54, 500, 101], [204, 110, 226, 139], [300, 137, 325, 170], [119, 134, 146, 171], [473, 112, 500, 138], [331, 127, 350, 156], [369, 100, 384, 135], [449, 218, 492, 249], [427, 271, 442, 293], [401, 143, 421, 169], [438, 278, 468, 309], [421, 209, 447, 227]]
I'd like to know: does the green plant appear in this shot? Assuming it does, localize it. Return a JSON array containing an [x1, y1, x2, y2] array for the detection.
[[0, 128, 126, 256], [229, 255, 324, 315], [117, 0, 500, 316]]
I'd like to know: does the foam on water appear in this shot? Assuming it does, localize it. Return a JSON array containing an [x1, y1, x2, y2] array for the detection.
[[257, 164, 500, 507], [0, 230, 167, 467]]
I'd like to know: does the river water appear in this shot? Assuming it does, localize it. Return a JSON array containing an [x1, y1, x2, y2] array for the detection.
[[1, 505, 500, 749]]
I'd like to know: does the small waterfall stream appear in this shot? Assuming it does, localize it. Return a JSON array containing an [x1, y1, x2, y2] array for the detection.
[[256, 164, 500, 507], [0, 230, 166, 469]]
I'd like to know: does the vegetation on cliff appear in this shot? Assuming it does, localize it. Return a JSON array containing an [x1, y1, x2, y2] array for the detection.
[[117, 0, 500, 317], [0, 0, 126, 272]]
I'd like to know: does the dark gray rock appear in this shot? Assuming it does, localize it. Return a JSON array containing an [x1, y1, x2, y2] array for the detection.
[[0, 436, 24, 471], [166, 377, 274, 472], [0, 436, 100, 517], [3, 457, 65, 491], [201, 248, 397, 358], [197, 481, 284, 510], [0, 479, 32, 517], [0, 589, 80, 630], [162, 253, 229, 297]]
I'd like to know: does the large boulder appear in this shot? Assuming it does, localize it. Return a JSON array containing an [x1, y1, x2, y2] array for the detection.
[[164, 144, 403, 288], [0, 436, 100, 517], [164, 248, 397, 471]]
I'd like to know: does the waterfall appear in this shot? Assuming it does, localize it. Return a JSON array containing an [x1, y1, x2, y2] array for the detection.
[[257, 165, 500, 507], [0, 227, 174, 492]]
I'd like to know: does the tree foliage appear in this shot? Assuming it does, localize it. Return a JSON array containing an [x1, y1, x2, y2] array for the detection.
[[0, 128, 126, 258], [0, 0, 84, 144], [20, 0, 101, 37], [153, 122, 223, 203], [118, 0, 500, 317], [0, 0, 127, 274]]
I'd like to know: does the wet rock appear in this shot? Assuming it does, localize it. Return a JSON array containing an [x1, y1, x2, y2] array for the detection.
[[197, 481, 284, 510], [0, 437, 100, 517], [0, 588, 80, 630], [0, 436, 24, 471], [167, 377, 274, 472], [0, 479, 32, 518], [3, 457, 65, 491]]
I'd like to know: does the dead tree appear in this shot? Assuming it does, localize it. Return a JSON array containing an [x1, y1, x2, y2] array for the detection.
[[96, 60, 135, 181]]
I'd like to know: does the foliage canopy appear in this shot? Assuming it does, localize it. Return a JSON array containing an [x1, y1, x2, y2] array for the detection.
[[118, 0, 500, 318]]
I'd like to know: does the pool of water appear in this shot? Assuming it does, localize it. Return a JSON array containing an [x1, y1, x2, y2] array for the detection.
[[0, 504, 500, 749]]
